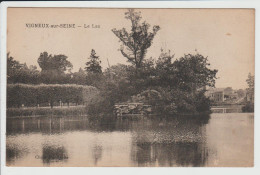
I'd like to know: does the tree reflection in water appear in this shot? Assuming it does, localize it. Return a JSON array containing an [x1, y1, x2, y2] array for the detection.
[[92, 145, 103, 166], [131, 115, 210, 167], [6, 145, 29, 165], [42, 145, 68, 164], [131, 141, 208, 167], [6, 114, 213, 167]]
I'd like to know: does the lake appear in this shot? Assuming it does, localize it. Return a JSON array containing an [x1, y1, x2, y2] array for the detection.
[[6, 113, 254, 167]]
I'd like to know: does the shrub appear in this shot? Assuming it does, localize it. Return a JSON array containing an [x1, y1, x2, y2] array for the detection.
[[242, 102, 254, 112]]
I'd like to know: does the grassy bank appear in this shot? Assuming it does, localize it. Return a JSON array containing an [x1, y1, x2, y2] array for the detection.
[[7, 106, 87, 118]]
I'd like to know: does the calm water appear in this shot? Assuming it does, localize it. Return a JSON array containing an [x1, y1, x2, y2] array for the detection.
[[6, 113, 254, 167]]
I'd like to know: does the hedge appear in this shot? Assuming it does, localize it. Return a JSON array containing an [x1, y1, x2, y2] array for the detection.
[[7, 84, 99, 108]]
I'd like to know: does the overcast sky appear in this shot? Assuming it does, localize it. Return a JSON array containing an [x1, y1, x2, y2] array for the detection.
[[7, 8, 254, 89]]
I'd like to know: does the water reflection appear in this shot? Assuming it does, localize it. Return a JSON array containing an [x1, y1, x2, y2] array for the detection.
[[92, 145, 103, 166], [6, 116, 143, 135], [6, 113, 254, 167], [130, 115, 209, 167], [42, 145, 68, 164], [131, 141, 208, 167], [6, 116, 90, 135], [6, 144, 29, 164]]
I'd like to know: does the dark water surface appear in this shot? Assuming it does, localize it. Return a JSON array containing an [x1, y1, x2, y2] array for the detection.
[[6, 113, 254, 167]]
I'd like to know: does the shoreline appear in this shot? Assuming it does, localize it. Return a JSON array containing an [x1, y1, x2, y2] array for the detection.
[[7, 106, 87, 118], [6, 106, 252, 118]]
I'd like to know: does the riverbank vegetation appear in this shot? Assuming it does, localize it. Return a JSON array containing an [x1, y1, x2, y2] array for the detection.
[[7, 106, 87, 118], [242, 73, 254, 112], [85, 9, 218, 116], [7, 9, 218, 117], [7, 84, 99, 108]]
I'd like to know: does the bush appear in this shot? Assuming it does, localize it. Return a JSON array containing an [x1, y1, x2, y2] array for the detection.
[[242, 102, 254, 112], [7, 84, 99, 108]]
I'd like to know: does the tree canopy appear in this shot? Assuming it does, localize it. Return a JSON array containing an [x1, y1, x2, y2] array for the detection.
[[85, 49, 102, 74], [38, 52, 73, 73], [37, 52, 73, 84], [246, 73, 254, 92], [7, 53, 40, 84], [112, 9, 160, 68]]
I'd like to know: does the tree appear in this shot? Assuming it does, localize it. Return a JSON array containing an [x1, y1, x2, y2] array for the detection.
[[85, 49, 102, 74], [7, 53, 22, 75], [7, 53, 22, 83], [173, 54, 218, 92], [236, 89, 245, 98], [112, 9, 160, 69], [85, 49, 103, 86], [246, 73, 254, 102], [242, 73, 254, 112], [71, 68, 87, 85], [17, 63, 41, 84], [37, 52, 73, 84], [246, 73, 254, 93], [7, 53, 40, 84], [38, 52, 73, 73]]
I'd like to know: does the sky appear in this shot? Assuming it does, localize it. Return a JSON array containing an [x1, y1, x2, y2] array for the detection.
[[7, 8, 255, 89]]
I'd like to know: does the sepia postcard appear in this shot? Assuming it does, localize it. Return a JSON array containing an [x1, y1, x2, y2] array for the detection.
[[0, 2, 257, 172]]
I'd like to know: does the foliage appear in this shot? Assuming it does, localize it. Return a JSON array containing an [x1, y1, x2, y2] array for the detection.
[[37, 52, 73, 84], [38, 52, 73, 73], [86, 64, 136, 115], [7, 106, 87, 117], [242, 73, 254, 112], [118, 51, 217, 114], [70, 68, 87, 85], [112, 9, 160, 68], [39, 69, 72, 84], [173, 54, 218, 91], [84, 49, 103, 86], [85, 49, 102, 74], [87, 51, 217, 115], [6, 9, 219, 116], [246, 73, 254, 102], [242, 102, 254, 113], [236, 89, 246, 98], [7, 53, 22, 76], [7, 52, 89, 85], [85, 73, 104, 87], [7, 49, 217, 116], [7, 84, 99, 108], [7, 53, 41, 84], [131, 89, 162, 105], [157, 53, 216, 114], [246, 73, 254, 91]]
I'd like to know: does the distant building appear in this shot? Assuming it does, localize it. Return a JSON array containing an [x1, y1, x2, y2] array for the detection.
[[207, 90, 224, 102], [206, 87, 245, 104]]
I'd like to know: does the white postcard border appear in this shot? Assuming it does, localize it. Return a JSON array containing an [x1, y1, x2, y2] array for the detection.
[[1, 1, 259, 175]]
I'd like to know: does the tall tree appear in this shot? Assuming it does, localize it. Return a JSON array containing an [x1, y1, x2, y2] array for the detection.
[[7, 53, 22, 77], [112, 9, 160, 68], [246, 73, 254, 102], [38, 52, 73, 73], [85, 49, 102, 74], [246, 73, 254, 91], [173, 54, 218, 92], [37, 52, 73, 84], [7, 53, 40, 84]]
